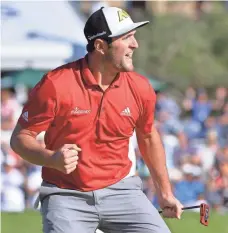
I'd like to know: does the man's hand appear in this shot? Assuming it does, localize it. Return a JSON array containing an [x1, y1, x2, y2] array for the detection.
[[158, 194, 183, 219], [50, 144, 81, 174]]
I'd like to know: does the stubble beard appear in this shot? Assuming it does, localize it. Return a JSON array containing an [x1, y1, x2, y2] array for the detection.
[[110, 56, 135, 72], [104, 50, 135, 72], [121, 56, 134, 72]]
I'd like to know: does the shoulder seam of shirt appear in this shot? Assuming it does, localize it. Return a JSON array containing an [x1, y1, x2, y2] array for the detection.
[[45, 61, 80, 80]]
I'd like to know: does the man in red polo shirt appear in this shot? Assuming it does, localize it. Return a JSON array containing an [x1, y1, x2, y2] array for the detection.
[[11, 6, 183, 233]]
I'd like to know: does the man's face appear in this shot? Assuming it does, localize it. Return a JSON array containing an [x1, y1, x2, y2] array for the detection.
[[104, 30, 139, 72]]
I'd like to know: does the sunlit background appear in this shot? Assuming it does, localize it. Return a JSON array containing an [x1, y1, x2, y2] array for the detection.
[[1, 1, 228, 233]]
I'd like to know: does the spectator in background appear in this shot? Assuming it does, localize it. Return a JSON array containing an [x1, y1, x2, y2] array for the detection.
[[206, 145, 228, 212], [212, 87, 227, 116], [156, 91, 181, 119], [196, 130, 219, 173], [156, 110, 187, 171], [204, 116, 221, 139], [1, 142, 23, 168], [1, 145, 25, 212], [183, 89, 212, 138], [182, 86, 197, 112], [1, 87, 22, 144], [206, 172, 223, 211], [174, 163, 206, 207], [215, 146, 228, 211], [1, 88, 16, 130], [25, 166, 42, 208], [173, 143, 198, 168], [218, 102, 228, 144], [192, 89, 212, 125], [137, 163, 156, 203], [216, 145, 228, 164]]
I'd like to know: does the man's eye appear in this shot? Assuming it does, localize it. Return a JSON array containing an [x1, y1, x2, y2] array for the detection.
[[123, 35, 131, 40]]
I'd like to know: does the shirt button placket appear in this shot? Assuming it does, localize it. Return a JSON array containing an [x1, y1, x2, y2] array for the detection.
[[99, 93, 106, 119]]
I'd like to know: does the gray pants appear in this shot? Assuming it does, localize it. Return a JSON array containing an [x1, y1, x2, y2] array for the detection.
[[40, 176, 171, 233]]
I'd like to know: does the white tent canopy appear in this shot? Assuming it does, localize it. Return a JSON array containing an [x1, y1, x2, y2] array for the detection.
[[1, 1, 87, 70]]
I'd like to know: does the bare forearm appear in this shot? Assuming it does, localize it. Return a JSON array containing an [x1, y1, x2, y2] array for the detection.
[[137, 128, 173, 197], [10, 133, 54, 167]]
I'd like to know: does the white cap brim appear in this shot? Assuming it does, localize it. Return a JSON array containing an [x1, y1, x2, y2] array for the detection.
[[108, 21, 149, 38]]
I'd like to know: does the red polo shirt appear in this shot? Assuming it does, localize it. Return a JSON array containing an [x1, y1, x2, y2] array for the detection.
[[18, 55, 156, 191]]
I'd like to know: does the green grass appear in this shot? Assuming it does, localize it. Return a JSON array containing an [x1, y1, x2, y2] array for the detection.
[[1, 210, 228, 233], [165, 211, 228, 233]]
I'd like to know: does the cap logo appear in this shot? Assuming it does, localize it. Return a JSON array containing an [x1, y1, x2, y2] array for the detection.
[[118, 9, 129, 22], [88, 31, 107, 40]]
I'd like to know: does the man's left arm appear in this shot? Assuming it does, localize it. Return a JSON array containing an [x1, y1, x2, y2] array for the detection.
[[136, 126, 183, 219], [136, 126, 172, 198], [135, 82, 183, 219]]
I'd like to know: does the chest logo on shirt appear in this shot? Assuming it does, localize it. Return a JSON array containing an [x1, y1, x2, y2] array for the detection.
[[71, 107, 91, 115], [120, 107, 131, 116]]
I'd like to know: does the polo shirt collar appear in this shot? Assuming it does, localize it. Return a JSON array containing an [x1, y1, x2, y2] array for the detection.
[[81, 55, 122, 88]]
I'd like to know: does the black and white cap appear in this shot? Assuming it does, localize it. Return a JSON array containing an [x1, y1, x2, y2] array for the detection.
[[84, 7, 149, 42]]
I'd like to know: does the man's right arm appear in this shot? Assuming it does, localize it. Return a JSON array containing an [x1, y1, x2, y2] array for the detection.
[[10, 76, 58, 168], [10, 123, 80, 174], [10, 75, 80, 174], [10, 123, 54, 167]]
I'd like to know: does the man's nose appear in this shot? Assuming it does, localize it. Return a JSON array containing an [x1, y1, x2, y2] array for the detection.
[[130, 37, 139, 49]]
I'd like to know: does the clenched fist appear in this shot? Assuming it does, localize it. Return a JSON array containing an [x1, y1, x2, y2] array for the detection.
[[50, 144, 81, 174], [158, 194, 183, 219]]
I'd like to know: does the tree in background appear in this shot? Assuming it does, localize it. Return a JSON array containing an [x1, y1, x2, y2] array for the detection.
[[134, 3, 228, 90]]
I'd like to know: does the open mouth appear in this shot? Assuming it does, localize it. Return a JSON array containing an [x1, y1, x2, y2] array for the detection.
[[125, 52, 133, 59]]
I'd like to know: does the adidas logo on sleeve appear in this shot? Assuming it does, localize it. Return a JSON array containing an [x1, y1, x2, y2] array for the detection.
[[22, 111, 28, 122]]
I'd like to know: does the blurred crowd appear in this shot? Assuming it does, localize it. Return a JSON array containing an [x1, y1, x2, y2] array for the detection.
[[1, 84, 43, 212], [136, 86, 228, 214], [1, 81, 227, 214]]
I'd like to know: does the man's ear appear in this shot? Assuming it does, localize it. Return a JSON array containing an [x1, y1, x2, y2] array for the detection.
[[94, 39, 109, 54]]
